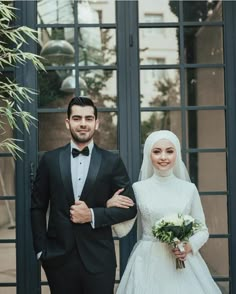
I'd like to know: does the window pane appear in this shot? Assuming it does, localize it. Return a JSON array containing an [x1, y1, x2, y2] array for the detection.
[[39, 112, 70, 152], [183, 1, 222, 22], [38, 0, 75, 24], [185, 68, 225, 106], [0, 199, 15, 231], [78, 28, 116, 66], [186, 110, 225, 149], [201, 195, 228, 234], [141, 111, 181, 144], [38, 70, 75, 107], [138, 0, 179, 22], [38, 28, 75, 65], [184, 26, 223, 64], [0, 243, 16, 282], [0, 287, 16, 294], [38, 0, 115, 25], [200, 238, 228, 276], [140, 69, 180, 107], [96, 112, 117, 150], [0, 218, 15, 239], [139, 28, 179, 65], [0, 157, 15, 196], [81, 70, 117, 108], [189, 152, 226, 191], [86, 0, 115, 24]]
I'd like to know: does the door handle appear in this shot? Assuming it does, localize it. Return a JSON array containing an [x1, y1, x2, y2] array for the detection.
[[30, 161, 35, 189]]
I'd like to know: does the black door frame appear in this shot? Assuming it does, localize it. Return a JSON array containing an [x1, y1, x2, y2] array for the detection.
[[223, 2, 236, 293]]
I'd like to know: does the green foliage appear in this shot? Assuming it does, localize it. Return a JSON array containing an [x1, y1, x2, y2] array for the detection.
[[0, 1, 45, 158]]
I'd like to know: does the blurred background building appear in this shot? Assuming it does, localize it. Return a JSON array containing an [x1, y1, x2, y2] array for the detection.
[[0, 0, 235, 293]]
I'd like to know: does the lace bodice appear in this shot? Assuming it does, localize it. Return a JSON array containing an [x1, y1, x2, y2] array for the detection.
[[133, 173, 206, 241]]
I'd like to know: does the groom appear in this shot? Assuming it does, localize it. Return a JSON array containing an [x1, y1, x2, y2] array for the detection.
[[31, 96, 137, 294]]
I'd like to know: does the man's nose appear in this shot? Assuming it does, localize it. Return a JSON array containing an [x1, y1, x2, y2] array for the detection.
[[79, 118, 86, 126]]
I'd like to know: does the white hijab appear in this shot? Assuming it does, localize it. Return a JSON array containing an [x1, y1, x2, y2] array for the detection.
[[139, 130, 190, 182]]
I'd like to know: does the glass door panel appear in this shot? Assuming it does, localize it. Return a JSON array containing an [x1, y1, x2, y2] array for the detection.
[[138, 0, 227, 290]]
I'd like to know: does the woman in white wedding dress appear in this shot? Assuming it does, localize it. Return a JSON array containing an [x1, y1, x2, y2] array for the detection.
[[108, 130, 221, 294]]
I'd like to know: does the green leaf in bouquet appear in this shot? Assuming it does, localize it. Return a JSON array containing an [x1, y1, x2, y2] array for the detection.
[[183, 222, 193, 239], [161, 225, 184, 240]]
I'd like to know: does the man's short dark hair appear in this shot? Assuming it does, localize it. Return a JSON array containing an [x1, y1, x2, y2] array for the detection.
[[67, 96, 98, 119]]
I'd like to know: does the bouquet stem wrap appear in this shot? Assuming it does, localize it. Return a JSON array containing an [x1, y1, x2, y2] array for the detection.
[[174, 239, 186, 269]]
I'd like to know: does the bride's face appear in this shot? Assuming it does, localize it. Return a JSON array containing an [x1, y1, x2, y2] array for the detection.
[[150, 139, 177, 171]]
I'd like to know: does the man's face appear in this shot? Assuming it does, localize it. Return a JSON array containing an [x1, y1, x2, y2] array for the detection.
[[65, 105, 99, 145]]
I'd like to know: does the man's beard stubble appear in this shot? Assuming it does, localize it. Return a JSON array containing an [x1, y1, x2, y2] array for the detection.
[[70, 128, 95, 144]]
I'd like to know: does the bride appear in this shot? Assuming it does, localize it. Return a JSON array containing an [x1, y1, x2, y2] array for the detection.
[[107, 130, 221, 294]]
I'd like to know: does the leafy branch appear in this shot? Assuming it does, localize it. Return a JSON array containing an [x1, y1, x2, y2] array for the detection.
[[0, 1, 45, 158]]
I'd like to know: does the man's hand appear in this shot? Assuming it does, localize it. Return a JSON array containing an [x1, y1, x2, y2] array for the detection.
[[70, 201, 92, 224]]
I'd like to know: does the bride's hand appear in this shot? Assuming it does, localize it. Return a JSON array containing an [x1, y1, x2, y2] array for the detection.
[[172, 243, 192, 261], [106, 188, 135, 208]]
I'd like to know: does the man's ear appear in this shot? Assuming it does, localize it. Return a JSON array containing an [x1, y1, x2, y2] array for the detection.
[[95, 119, 99, 130], [65, 118, 70, 130]]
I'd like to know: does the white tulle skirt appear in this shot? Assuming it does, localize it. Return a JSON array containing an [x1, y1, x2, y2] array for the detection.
[[116, 238, 221, 294]]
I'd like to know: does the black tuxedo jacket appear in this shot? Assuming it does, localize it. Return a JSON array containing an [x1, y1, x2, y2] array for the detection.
[[31, 143, 137, 273]]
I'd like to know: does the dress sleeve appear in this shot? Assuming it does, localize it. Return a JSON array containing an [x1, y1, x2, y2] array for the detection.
[[111, 216, 137, 238], [188, 184, 209, 255]]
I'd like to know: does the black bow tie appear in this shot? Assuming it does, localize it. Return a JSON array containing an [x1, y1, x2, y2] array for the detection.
[[72, 147, 89, 157]]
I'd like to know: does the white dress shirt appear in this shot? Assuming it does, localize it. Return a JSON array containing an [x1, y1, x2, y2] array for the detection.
[[71, 140, 93, 200], [70, 140, 95, 227]]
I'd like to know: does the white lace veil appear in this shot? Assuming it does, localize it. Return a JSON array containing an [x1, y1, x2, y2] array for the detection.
[[139, 130, 191, 182]]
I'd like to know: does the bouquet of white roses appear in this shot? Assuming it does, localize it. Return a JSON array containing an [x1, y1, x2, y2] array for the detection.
[[152, 213, 202, 269]]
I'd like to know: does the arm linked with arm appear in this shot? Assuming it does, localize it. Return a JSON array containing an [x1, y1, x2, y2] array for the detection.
[[93, 156, 137, 229]]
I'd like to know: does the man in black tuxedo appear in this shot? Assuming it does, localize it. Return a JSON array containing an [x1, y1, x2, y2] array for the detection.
[[31, 96, 137, 294]]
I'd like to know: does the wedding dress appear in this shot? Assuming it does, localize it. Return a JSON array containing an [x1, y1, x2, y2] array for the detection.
[[116, 172, 221, 294]]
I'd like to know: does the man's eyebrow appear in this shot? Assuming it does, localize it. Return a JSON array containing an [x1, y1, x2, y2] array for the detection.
[[71, 114, 95, 118]]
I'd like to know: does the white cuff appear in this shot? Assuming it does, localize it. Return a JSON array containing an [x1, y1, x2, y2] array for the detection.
[[37, 251, 42, 260], [90, 208, 95, 228]]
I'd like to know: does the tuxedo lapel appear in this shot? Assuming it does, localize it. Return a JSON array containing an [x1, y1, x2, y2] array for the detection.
[[80, 145, 102, 201], [59, 144, 74, 206]]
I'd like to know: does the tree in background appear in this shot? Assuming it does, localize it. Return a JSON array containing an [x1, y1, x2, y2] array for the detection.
[[0, 2, 44, 157]]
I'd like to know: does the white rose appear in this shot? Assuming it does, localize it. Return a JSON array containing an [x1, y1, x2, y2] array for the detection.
[[183, 215, 194, 224], [163, 214, 183, 226]]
